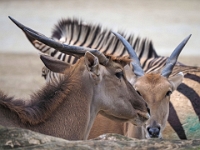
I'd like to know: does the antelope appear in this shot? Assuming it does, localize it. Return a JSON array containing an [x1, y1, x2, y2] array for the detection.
[[101, 32, 191, 139], [0, 27, 150, 140], [9, 17, 197, 139]]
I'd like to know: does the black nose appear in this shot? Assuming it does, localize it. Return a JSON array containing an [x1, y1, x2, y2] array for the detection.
[[147, 126, 160, 138]]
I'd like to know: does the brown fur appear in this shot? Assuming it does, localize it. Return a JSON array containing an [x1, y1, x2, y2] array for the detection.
[[89, 69, 183, 139], [145, 73, 163, 84], [106, 54, 131, 66]]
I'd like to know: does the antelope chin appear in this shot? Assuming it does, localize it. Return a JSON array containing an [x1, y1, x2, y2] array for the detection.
[[145, 132, 162, 139]]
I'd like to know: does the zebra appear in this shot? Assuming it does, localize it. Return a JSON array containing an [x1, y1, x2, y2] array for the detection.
[[9, 17, 200, 139], [10, 17, 158, 82]]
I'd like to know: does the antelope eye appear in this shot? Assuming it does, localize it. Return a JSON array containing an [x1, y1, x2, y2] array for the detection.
[[136, 90, 142, 96], [166, 91, 172, 97], [115, 71, 123, 79]]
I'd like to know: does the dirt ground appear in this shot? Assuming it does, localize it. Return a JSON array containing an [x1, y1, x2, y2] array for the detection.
[[0, 53, 199, 99]]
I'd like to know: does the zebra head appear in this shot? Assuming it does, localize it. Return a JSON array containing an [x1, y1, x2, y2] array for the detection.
[[113, 31, 191, 139]]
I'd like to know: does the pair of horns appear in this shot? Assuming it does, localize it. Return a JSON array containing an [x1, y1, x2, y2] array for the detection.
[[113, 32, 191, 77], [9, 16, 191, 77]]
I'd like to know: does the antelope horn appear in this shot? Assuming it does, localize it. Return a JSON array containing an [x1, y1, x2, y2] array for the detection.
[[9, 16, 39, 35], [9, 16, 109, 65], [161, 34, 192, 77], [9, 16, 41, 43], [112, 31, 144, 76], [26, 29, 109, 65]]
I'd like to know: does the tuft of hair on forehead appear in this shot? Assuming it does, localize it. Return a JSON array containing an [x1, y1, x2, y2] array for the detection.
[[145, 72, 163, 83], [105, 54, 131, 66]]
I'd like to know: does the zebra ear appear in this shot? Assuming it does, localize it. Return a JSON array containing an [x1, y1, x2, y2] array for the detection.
[[169, 72, 184, 91], [40, 54, 70, 74], [84, 51, 100, 76]]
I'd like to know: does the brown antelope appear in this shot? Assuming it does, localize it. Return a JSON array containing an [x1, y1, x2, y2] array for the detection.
[[0, 27, 150, 140], [89, 33, 191, 139]]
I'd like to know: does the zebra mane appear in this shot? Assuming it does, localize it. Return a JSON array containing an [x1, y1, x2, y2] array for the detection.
[[29, 18, 158, 62], [25, 18, 158, 81]]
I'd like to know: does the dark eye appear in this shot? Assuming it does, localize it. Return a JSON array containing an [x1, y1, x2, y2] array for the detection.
[[136, 91, 142, 96], [166, 91, 172, 97], [115, 71, 123, 79]]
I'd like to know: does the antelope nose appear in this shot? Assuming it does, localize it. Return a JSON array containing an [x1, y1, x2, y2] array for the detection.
[[147, 126, 160, 138]]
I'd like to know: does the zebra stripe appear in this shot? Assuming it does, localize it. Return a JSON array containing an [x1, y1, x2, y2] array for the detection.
[[29, 18, 200, 81], [26, 18, 158, 81], [30, 19, 157, 60]]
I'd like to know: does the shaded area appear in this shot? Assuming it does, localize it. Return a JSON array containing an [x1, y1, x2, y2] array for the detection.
[[168, 101, 187, 139], [185, 73, 200, 84], [177, 83, 200, 121], [168, 80, 200, 139]]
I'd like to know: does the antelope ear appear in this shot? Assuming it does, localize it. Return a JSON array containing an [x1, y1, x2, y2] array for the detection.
[[124, 65, 137, 85], [84, 51, 100, 76], [169, 72, 184, 90], [40, 54, 70, 74]]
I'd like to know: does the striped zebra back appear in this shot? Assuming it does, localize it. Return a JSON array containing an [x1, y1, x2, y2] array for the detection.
[[144, 56, 200, 76], [33, 18, 158, 60], [26, 18, 200, 79], [24, 18, 158, 82]]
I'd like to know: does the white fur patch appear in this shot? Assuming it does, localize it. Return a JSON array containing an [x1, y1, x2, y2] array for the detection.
[[178, 72, 184, 77]]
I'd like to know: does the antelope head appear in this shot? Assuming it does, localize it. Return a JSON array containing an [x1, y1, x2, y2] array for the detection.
[[9, 17, 150, 128], [113, 32, 191, 139]]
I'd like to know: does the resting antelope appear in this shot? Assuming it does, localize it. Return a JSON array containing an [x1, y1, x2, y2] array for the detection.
[[9, 17, 198, 139], [0, 28, 150, 140]]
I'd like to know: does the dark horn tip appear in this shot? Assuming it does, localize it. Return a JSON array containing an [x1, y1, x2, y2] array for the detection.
[[187, 34, 192, 39], [8, 16, 16, 23], [8, 16, 24, 30], [184, 34, 192, 43]]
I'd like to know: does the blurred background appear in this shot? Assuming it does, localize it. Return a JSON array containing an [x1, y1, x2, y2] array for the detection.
[[0, 0, 200, 55], [0, 0, 200, 97]]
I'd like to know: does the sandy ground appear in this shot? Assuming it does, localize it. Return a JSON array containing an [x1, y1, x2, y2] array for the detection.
[[0, 53, 45, 99]]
